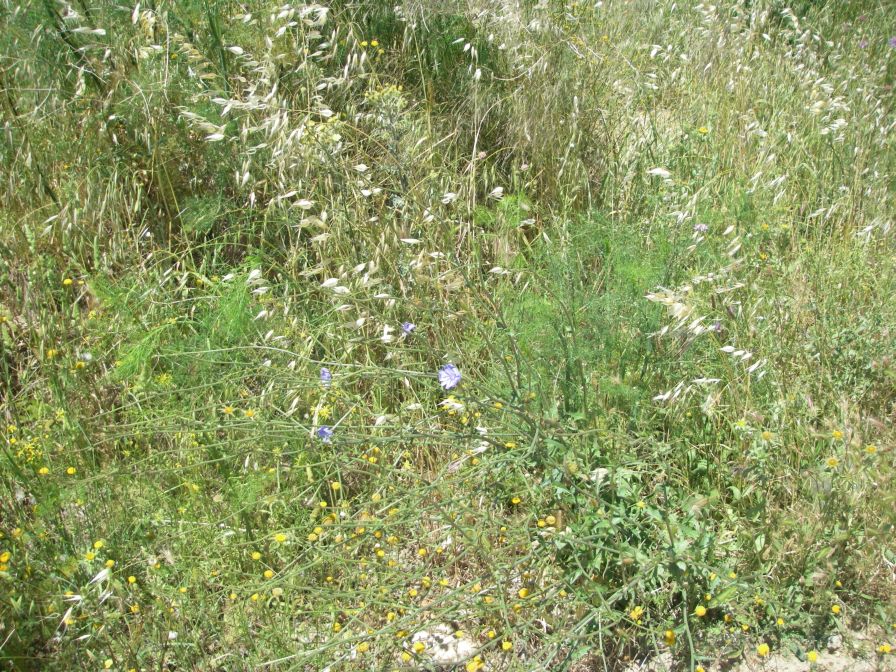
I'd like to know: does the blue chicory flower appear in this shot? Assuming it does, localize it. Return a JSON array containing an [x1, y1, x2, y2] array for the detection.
[[320, 367, 332, 386], [401, 322, 416, 335], [316, 426, 334, 443], [890, 36, 896, 48], [438, 363, 462, 390]]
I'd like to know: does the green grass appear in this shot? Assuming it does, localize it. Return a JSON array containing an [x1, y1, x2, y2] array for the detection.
[[1, 0, 895, 670]]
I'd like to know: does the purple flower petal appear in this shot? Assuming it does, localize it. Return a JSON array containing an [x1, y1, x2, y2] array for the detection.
[[438, 363, 462, 390], [320, 367, 332, 387], [316, 426, 334, 443], [401, 322, 416, 335]]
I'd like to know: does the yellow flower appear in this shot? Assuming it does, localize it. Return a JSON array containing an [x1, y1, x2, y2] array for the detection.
[[370, 40, 379, 47], [878, 644, 892, 654], [664, 630, 676, 646], [417, 548, 427, 557], [465, 656, 484, 672], [330, 481, 341, 491], [223, 406, 234, 415], [128, 576, 136, 584], [104, 659, 113, 669], [807, 650, 818, 663], [826, 457, 839, 468], [630, 606, 645, 622], [130, 603, 140, 613], [412, 641, 426, 653], [698, 126, 709, 134], [695, 605, 707, 617], [865, 444, 877, 454], [501, 640, 513, 651], [251, 551, 262, 561], [66, 467, 76, 475], [518, 587, 529, 599], [38, 466, 49, 475], [274, 533, 287, 543], [831, 604, 841, 614], [356, 642, 369, 654], [696, 667, 706, 672], [63, 278, 73, 286], [93, 540, 105, 550], [263, 569, 274, 579], [832, 430, 843, 440], [757, 643, 770, 657], [105, 559, 115, 568], [85, 551, 95, 561], [776, 617, 784, 626], [0, 552, 9, 563]]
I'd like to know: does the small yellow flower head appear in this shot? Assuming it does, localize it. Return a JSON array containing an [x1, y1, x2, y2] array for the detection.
[[761, 431, 773, 441], [776, 617, 784, 626], [356, 642, 369, 654], [63, 278, 73, 286], [412, 641, 426, 654], [698, 126, 709, 135], [807, 650, 818, 663], [826, 457, 839, 468], [104, 659, 113, 669], [695, 605, 707, 617], [865, 444, 877, 454], [832, 430, 843, 440], [408, 588, 418, 597], [757, 643, 770, 657], [263, 569, 274, 579], [93, 540, 105, 550], [696, 667, 706, 672], [105, 559, 115, 568], [66, 467, 76, 475], [38, 467, 50, 475], [330, 481, 341, 491], [630, 606, 645, 622], [223, 406, 234, 415], [244, 409, 255, 418], [518, 587, 529, 599], [251, 551, 262, 561], [465, 656, 484, 672], [128, 576, 136, 584], [85, 551, 96, 561], [274, 533, 287, 543], [370, 40, 379, 47], [417, 548, 427, 557], [664, 630, 676, 646], [501, 640, 513, 651], [831, 604, 841, 615], [130, 603, 140, 613], [878, 644, 892, 655]]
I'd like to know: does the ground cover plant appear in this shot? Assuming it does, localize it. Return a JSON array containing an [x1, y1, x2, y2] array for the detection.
[[0, 0, 894, 670]]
